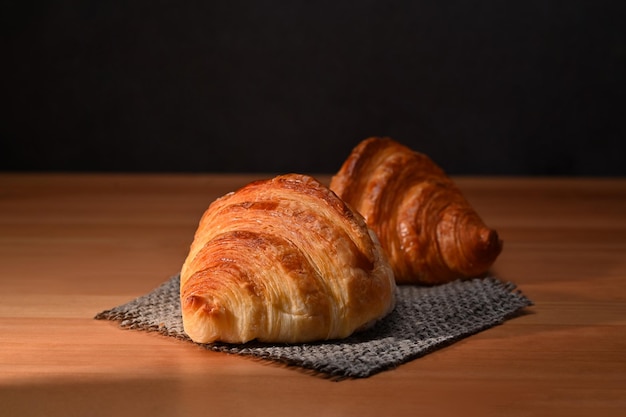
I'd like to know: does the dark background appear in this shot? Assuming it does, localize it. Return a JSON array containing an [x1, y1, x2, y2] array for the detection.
[[3, 1, 625, 176]]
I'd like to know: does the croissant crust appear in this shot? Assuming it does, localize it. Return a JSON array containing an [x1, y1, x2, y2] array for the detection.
[[180, 173, 396, 344], [330, 137, 503, 285]]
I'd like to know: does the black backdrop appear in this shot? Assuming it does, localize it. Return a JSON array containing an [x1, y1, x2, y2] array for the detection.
[[3, 1, 625, 175]]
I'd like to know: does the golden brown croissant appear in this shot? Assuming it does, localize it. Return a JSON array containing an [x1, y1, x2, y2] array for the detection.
[[180, 173, 396, 344], [330, 137, 502, 285]]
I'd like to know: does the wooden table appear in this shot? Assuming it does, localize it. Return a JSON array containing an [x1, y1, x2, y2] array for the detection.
[[1, 173, 625, 417]]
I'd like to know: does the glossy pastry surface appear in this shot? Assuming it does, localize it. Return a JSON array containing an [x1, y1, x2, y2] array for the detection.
[[180, 174, 396, 344], [330, 137, 502, 285]]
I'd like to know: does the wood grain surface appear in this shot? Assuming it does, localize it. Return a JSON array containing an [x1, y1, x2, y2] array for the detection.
[[1, 173, 625, 417]]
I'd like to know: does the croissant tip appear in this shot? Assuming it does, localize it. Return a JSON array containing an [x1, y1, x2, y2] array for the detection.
[[472, 227, 503, 266], [183, 294, 203, 310], [183, 294, 222, 316], [481, 227, 502, 248], [182, 295, 228, 344]]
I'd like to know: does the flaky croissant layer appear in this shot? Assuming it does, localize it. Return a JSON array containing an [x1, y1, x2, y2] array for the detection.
[[330, 137, 503, 285], [180, 174, 396, 344]]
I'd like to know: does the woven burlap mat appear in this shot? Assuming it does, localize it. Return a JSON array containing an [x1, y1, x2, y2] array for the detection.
[[95, 274, 532, 379]]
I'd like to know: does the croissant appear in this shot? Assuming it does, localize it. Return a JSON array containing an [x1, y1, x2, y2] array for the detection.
[[180, 173, 396, 344], [330, 137, 502, 285]]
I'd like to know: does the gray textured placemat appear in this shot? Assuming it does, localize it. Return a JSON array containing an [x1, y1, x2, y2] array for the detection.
[[95, 275, 532, 379]]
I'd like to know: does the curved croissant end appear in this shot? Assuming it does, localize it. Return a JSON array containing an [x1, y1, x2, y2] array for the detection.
[[180, 174, 396, 344], [330, 137, 502, 285]]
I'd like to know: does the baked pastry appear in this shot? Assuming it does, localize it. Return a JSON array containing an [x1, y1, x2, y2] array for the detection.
[[180, 173, 396, 344], [330, 137, 502, 285]]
